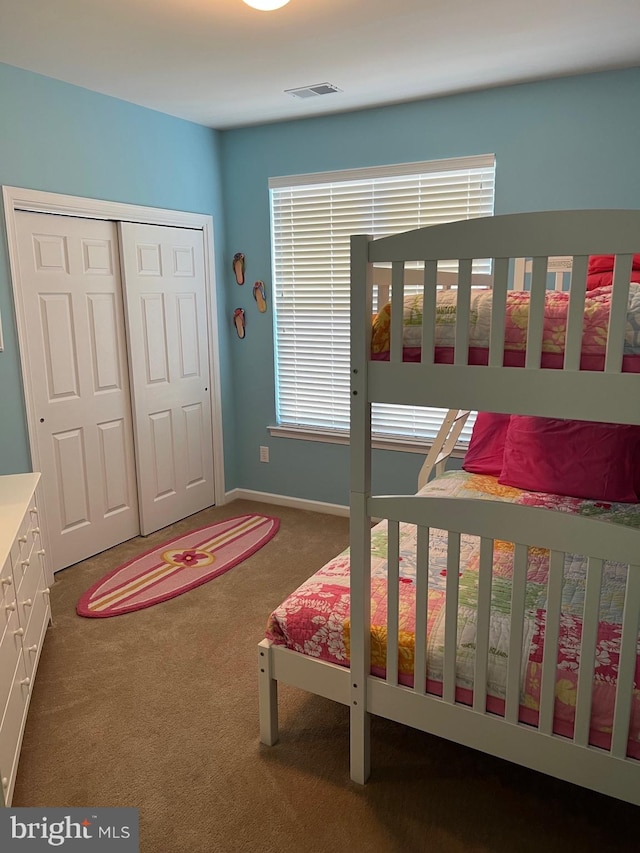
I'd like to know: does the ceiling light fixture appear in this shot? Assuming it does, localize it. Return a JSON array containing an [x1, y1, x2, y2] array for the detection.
[[243, 0, 291, 9]]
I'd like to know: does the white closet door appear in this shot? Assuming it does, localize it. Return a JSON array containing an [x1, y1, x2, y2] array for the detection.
[[15, 212, 139, 571], [119, 222, 215, 535]]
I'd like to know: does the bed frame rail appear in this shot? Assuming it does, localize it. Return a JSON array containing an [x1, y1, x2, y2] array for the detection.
[[359, 499, 640, 803]]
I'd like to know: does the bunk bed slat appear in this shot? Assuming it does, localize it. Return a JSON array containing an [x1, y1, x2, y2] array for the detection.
[[488, 257, 508, 368], [413, 526, 429, 696], [453, 258, 472, 366], [573, 557, 603, 747], [525, 257, 548, 369], [472, 537, 494, 713], [605, 255, 632, 374], [538, 550, 564, 735], [610, 564, 640, 758], [386, 521, 400, 687], [421, 260, 437, 365], [512, 257, 526, 292], [505, 544, 528, 723], [563, 255, 588, 372], [390, 261, 405, 364], [442, 532, 461, 704]]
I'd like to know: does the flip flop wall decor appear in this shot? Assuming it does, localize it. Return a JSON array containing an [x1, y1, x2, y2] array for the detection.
[[234, 307, 246, 339], [233, 252, 245, 284], [253, 280, 267, 312]]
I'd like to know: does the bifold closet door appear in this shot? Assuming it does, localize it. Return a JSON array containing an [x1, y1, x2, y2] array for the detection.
[[15, 212, 140, 571], [118, 222, 215, 536]]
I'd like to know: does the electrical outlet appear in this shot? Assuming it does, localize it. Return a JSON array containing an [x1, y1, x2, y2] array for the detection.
[[259, 445, 269, 463]]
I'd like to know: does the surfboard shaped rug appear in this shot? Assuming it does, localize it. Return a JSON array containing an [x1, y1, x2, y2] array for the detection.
[[77, 514, 279, 618]]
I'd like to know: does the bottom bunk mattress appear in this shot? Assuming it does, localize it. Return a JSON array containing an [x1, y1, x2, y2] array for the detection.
[[266, 470, 640, 758]]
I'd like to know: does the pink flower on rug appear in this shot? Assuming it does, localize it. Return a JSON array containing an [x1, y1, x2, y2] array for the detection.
[[173, 549, 210, 567]]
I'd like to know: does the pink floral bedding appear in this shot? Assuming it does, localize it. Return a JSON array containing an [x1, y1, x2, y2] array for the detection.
[[370, 283, 640, 370], [266, 471, 640, 757]]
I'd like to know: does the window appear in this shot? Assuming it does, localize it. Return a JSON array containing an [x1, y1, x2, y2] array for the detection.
[[269, 154, 496, 447]]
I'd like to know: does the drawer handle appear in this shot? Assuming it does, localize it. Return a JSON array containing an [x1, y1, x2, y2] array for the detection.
[[20, 677, 31, 687], [28, 644, 38, 653], [1, 576, 12, 587], [18, 535, 28, 544], [14, 628, 24, 637], [32, 527, 40, 535], [30, 506, 38, 514], [21, 560, 30, 569], [1, 777, 7, 789], [22, 598, 33, 608], [43, 588, 51, 597], [38, 549, 46, 557], [5, 603, 16, 612]]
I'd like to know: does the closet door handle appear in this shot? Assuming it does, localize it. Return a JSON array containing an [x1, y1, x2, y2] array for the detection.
[[5, 603, 16, 613], [22, 598, 33, 608], [20, 677, 31, 687], [14, 628, 24, 637], [28, 644, 38, 654], [1, 576, 12, 587]]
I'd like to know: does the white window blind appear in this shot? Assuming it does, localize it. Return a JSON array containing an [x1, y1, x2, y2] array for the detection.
[[269, 155, 496, 443]]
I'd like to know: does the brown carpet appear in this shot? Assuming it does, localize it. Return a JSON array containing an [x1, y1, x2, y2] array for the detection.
[[13, 500, 638, 853]]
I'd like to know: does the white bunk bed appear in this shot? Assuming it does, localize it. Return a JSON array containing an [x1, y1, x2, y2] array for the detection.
[[258, 209, 640, 806]]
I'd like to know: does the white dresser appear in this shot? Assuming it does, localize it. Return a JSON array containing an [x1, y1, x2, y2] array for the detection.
[[0, 473, 51, 806]]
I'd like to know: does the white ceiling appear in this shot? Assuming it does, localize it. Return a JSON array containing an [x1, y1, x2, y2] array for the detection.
[[1, 0, 639, 130]]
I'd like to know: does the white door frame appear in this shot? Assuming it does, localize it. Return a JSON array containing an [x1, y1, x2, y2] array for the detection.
[[2, 185, 226, 579]]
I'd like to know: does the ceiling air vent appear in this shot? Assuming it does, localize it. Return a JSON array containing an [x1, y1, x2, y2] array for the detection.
[[285, 83, 342, 99]]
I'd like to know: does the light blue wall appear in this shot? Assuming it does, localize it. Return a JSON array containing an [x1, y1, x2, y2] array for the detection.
[[0, 63, 237, 486], [221, 68, 640, 506], [3, 64, 640, 508]]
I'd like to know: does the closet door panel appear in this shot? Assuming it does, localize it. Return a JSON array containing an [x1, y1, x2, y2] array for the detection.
[[15, 212, 139, 571], [120, 222, 215, 535]]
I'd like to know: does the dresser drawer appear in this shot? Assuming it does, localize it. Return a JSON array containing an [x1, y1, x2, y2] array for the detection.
[[0, 653, 29, 807], [0, 607, 23, 713], [16, 556, 45, 629], [10, 537, 27, 593], [0, 556, 15, 611], [0, 578, 18, 637], [22, 586, 50, 681]]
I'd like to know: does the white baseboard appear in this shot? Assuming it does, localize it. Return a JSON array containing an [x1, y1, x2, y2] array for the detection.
[[224, 488, 349, 518]]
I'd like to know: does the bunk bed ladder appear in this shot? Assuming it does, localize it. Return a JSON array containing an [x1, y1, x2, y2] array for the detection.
[[417, 409, 471, 490]]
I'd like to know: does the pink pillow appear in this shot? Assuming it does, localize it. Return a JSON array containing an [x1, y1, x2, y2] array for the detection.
[[462, 412, 511, 476], [586, 254, 640, 290], [498, 417, 640, 502]]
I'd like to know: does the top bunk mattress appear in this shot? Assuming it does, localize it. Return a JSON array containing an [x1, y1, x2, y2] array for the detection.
[[266, 470, 640, 757], [371, 283, 640, 371]]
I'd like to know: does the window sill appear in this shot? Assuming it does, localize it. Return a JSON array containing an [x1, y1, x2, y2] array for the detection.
[[268, 425, 467, 457]]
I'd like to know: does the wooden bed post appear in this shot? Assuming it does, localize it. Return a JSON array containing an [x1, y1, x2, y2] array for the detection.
[[258, 639, 279, 745], [350, 234, 374, 783]]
